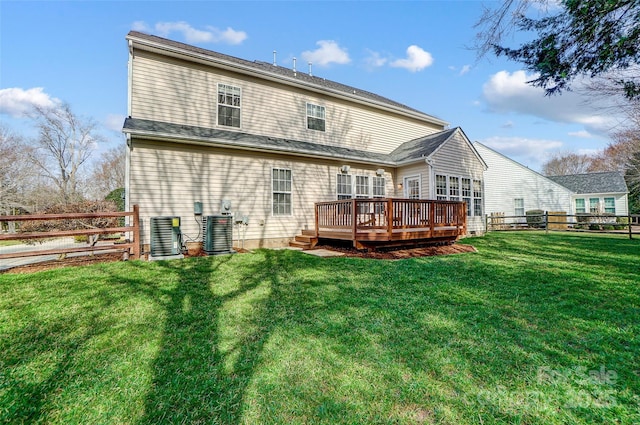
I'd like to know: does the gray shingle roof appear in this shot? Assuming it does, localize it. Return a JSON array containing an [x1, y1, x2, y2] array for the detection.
[[548, 171, 628, 194], [123, 118, 394, 165], [126, 31, 446, 125], [390, 128, 459, 163], [123, 118, 459, 166]]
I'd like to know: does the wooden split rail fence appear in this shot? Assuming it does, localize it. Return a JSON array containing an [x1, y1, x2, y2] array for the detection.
[[0, 205, 140, 261]]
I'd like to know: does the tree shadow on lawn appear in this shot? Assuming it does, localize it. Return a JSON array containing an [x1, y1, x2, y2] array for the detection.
[[138, 249, 301, 424], [137, 243, 640, 424]]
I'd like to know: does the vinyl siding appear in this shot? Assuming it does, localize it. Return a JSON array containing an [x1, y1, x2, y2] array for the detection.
[[131, 50, 443, 154], [129, 138, 396, 247], [475, 143, 574, 216], [431, 133, 485, 233]]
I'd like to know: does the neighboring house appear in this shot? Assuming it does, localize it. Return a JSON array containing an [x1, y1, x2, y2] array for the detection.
[[474, 142, 574, 218], [475, 141, 629, 219], [548, 172, 629, 217], [123, 31, 487, 250]]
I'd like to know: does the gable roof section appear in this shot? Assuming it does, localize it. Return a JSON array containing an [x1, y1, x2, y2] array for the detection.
[[126, 31, 447, 127], [548, 171, 628, 194], [391, 127, 487, 169], [123, 117, 395, 166]]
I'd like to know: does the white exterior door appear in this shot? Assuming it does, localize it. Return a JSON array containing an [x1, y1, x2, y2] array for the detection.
[[404, 176, 421, 199]]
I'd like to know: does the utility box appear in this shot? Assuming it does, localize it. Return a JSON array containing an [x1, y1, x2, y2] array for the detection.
[[203, 215, 234, 255]]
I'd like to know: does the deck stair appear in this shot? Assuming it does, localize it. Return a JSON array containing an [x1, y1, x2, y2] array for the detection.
[[289, 229, 318, 250]]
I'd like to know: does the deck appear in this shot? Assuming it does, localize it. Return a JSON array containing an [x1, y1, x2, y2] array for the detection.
[[314, 198, 467, 249]]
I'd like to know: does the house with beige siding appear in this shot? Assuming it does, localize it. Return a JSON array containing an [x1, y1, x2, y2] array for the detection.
[[123, 31, 486, 252]]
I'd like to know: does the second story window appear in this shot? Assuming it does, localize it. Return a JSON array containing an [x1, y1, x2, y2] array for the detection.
[[307, 103, 325, 132], [218, 84, 241, 128]]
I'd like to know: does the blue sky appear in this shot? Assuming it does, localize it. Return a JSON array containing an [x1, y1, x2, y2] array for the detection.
[[0, 1, 625, 171]]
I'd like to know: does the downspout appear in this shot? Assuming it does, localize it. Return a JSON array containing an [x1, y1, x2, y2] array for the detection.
[[125, 39, 133, 220], [425, 158, 435, 199]]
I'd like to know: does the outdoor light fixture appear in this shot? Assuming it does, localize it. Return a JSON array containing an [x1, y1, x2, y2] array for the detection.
[[376, 168, 385, 176], [340, 165, 350, 173]]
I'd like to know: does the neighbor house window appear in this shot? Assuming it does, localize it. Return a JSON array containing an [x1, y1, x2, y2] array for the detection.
[[514, 198, 524, 216], [272, 168, 292, 215], [604, 197, 616, 214], [218, 84, 241, 128], [307, 103, 325, 131], [575, 198, 586, 213], [436, 175, 447, 200], [462, 178, 472, 216], [589, 198, 600, 214], [449, 176, 460, 201], [337, 174, 352, 200], [473, 179, 483, 216]]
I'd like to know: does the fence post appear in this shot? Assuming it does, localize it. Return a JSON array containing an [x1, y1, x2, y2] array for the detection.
[[545, 211, 549, 234], [132, 204, 141, 259], [629, 212, 633, 240]]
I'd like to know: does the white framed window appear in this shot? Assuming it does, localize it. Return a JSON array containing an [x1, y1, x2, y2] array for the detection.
[[473, 179, 483, 217], [575, 198, 586, 213], [604, 197, 616, 214], [272, 168, 292, 215], [514, 198, 524, 216], [306, 103, 325, 132], [462, 178, 472, 216], [435, 175, 447, 200], [449, 176, 460, 201], [372, 177, 385, 198], [405, 176, 421, 199], [355, 175, 370, 198], [337, 174, 352, 200], [218, 84, 241, 128]]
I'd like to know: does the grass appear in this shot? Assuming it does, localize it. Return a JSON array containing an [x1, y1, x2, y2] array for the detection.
[[1, 231, 639, 424]]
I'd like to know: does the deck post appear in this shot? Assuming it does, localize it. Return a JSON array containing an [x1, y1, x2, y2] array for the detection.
[[629, 212, 633, 240], [315, 204, 319, 237], [351, 199, 357, 242], [387, 198, 393, 239], [429, 200, 435, 238]]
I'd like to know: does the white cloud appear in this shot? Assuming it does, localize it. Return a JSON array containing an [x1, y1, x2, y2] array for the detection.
[[390, 45, 433, 72], [133, 21, 247, 45], [105, 114, 126, 132], [480, 136, 564, 170], [301, 40, 350, 67], [482, 70, 621, 136], [363, 49, 387, 70], [459, 64, 471, 76], [0, 87, 60, 117], [568, 130, 594, 138]]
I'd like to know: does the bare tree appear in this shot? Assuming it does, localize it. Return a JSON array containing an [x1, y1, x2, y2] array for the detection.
[[27, 103, 104, 204], [87, 144, 126, 199], [542, 152, 594, 176], [0, 125, 35, 215]]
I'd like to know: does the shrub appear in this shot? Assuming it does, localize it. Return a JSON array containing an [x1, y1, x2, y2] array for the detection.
[[589, 223, 601, 230], [525, 209, 545, 228], [576, 213, 591, 224], [602, 225, 615, 231]]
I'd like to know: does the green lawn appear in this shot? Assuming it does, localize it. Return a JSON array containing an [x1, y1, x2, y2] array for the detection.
[[1, 232, 639, 424]]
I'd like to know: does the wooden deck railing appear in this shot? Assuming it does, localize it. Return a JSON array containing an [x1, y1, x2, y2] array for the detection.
[[315, 198, 466, 248]]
